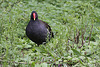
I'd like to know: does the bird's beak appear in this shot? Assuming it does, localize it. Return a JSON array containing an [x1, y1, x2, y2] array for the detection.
[[34, 18, 35, 21], [33, 13, 36, 21]]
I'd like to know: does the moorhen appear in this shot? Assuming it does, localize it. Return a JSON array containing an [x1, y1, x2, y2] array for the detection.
[[26, 11, 54, 46]]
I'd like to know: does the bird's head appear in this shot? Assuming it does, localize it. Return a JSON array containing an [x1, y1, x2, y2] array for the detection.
[[31, 11, 38, 21]]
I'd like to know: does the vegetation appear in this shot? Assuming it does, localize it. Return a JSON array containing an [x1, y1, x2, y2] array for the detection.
[[0, 0, 100, 67]]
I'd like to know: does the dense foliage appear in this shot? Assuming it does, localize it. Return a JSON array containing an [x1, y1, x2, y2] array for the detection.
[[0, 0, 100, 67]]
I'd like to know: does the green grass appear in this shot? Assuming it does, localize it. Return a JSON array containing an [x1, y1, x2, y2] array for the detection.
[[0, 0, 100, 67]]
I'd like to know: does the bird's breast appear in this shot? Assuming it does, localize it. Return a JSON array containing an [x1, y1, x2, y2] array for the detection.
[[28, 22, 47, 37]]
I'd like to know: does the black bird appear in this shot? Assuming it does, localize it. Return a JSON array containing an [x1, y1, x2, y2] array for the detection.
[[26, 11, 54, 46]]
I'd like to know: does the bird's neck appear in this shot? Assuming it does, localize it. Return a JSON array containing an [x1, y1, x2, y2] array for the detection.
[[31, 19, 40, 24], [31, 19, 38, 21]]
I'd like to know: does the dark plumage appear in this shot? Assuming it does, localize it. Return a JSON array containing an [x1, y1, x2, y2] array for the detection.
[[26, 11, 54, 46]]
